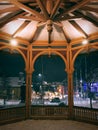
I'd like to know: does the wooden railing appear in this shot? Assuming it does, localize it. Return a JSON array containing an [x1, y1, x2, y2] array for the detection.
[[73, 106, 98, 125], [0, 106, 98, 125], [31, 106, 69, 119], [0, 106, 26, 125]]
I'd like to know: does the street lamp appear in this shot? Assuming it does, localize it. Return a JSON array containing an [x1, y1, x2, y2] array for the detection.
[[38, 73, 42, 77]]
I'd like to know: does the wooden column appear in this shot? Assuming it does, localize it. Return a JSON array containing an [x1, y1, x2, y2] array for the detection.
[[25, 45, 32, 119], [67, 44, 74, 119]]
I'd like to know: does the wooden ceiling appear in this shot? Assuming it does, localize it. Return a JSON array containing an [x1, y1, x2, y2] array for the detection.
[[0, 0, 98, 47]]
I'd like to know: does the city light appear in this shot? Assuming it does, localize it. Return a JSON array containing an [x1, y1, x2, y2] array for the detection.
[[38, 73, 42, 77]]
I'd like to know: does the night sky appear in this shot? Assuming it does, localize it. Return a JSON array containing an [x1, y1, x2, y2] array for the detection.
[[0, 51, 66, 82], [0, 51, 25, 77], [33, 55, 66, 83], [0, 50, 98, 83]]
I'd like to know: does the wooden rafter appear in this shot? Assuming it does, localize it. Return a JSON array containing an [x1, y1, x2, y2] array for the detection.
[[36, 0, 49, 20], [0, 6, 19, 14], [54, 15, 81, 22], [53, 22, 62, 27], [28, 3, 38, 7], [84, 16, 98, 26], [50, 0, 61, 19], [46, 0, 53, 14], [69, 20, 88, 38], [9, 0, 46, 21], [57, 0, 91, 19], [0, 31, 29, 45], [30, 26, 38, 43], [57, 22, 71, 43], [37, 22, 46, 27], [86, 11, 98, 23], [88, 1, 98, 5], [61, 27, 71, 43], [12, 20, 30, 37], [0, 10, 23, 27], [0, 2, 12, 5], [74, 11, 98, 26], [80, 6, 98, 13], [18, 15, 42, 21]]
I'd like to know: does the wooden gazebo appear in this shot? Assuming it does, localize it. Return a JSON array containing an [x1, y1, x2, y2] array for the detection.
[[0, 0, 98, 125]]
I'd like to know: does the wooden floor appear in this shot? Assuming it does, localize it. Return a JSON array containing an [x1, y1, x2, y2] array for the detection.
[[0, 120, 98, 130]]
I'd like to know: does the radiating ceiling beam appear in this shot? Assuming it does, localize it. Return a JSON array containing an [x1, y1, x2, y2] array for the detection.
[[74, 11, 98, 27], [53, 21, 71, 43], [50, 0, 61, 19], [0, 31, 29, 45], [57, 0, 91, 19], [30, 26, 38, 43], [54, 15, 81, 22], [36, 0, 49, 20], [37, 22, 46, 27], [53, 22, 62, 27], [0, 7, 19, 14], [69, 20, 88, 38], [8, 0, 45, 21], [28, 3, 38, 6], [12, 20, 30, 37], [61, 27, 71, 43], [86, 12, 98, 23], [88, 1, 98, 5], [46, 0, 53, 15], [0, 10, 23, 27], [80, 6, 98, 13], [18, 15, 42, 21]]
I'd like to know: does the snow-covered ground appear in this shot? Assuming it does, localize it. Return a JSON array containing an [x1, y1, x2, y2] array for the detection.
[[0, 98, 98, 109]]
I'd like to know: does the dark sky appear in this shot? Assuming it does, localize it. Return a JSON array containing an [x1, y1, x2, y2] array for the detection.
[[0, 50, 98, 83], [0, 51, 66, 82], [33, 55, 66, 83], [0, 51, 25, 77], [74, 51, 98, 81]]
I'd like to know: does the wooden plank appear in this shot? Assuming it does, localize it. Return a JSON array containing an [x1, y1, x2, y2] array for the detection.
[[0, 10, 23, 26], [0, 7, 19, 14], [57, 0, 91, 19], [69, 20, 88, 38], [9, 0, 45, 21], [36, 0, 49, 20], [74, 11, 98, 26], [80, 6, 98, 13], [50, 0, 61, 19], [54, 15, 81, 22], [12, 20, 30, 37], [18, 15, 41, 21]]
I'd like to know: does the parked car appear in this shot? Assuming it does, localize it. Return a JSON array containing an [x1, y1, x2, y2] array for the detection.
[[44, 97, 66, 106]]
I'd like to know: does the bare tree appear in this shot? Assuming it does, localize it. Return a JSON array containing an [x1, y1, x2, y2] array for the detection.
[[86, 67, 98, 108]]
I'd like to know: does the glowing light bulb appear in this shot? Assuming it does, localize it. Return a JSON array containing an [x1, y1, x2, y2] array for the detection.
[[10, 39, 17, 46], [82, 39, 88, 45]]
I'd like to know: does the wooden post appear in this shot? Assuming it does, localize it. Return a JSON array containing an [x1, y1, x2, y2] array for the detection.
[[67, 71, 74, 119], [25, 45, 32, 119], [67, 44, 74, 119]]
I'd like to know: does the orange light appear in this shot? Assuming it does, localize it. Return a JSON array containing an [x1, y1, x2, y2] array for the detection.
[[82, 39, 88, 45], [10, 39, 17, 46]]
